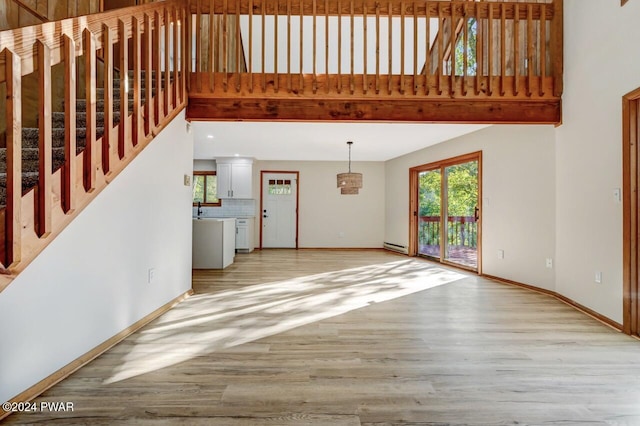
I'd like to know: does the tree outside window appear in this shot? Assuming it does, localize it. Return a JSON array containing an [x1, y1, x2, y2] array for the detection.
[[193, 171, 221, 206]]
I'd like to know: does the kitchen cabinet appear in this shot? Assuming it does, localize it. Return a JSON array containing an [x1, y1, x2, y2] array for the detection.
[[192, 218, 236, 269], [235, 218, 255, 253], [216, 158, 253, 199]]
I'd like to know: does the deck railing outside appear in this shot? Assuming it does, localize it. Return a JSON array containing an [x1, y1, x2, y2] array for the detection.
[[188, 0, 562, 99], [419, 215, 478, 252]]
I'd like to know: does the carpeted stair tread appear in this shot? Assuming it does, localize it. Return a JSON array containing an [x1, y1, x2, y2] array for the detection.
[[51, 111, 121, 129], [21, 127, 102, 149]]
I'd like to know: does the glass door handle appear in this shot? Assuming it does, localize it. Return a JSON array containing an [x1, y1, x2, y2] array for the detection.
[[474, 206, 480, 222]]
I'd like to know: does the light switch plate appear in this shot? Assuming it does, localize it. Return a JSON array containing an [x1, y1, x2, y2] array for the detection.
[[184, 175, 191, 186]]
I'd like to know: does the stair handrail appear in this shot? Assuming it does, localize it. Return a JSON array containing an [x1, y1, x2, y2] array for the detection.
[[0, 0, 189, 288], [9, 0, 50, 25]]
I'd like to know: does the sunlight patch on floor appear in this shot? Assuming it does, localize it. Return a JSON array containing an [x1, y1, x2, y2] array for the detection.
[[103, 259, 466, 384]]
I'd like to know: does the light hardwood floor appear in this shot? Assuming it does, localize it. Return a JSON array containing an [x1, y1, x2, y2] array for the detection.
[[5, 249, 640, 425]]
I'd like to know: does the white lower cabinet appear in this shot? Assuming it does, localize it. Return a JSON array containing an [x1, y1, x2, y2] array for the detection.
[[235, 218, 255, 253]]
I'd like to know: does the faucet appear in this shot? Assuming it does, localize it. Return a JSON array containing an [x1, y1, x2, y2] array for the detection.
[[197, 202, 203, 219]]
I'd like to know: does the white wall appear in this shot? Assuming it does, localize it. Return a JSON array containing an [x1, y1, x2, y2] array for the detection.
[[385, 125, 556, 291], [0, 112, 194, 404], [254, 160, 385, 248], [554, 0, 640, 323]]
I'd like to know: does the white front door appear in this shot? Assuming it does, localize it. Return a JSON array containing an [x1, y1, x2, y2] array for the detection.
[[262, 172, 298, 248]]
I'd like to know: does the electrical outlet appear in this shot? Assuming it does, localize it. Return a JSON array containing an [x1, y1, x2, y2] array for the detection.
[[148, 268, 156, 284], [498, 249, 504, 259], [595, 271, 602, 284], [545, 258, 553, 268]]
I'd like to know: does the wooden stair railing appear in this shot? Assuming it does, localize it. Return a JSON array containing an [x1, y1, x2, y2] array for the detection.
[[0, 0, 188, 291], [7, 0, 50, 26]]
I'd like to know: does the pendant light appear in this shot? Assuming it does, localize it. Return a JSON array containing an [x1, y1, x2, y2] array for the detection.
[[337, 141, 363, 195]]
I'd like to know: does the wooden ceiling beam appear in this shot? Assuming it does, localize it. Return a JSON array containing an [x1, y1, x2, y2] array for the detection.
[[187, 97, 561, 124]]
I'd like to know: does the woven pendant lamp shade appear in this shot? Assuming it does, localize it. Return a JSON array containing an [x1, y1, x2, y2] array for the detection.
[[337, 141, 363, 195]]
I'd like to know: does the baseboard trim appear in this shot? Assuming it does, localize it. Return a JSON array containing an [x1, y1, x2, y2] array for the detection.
[[0, 289, 194, 420], [483, 274, 623, 332]]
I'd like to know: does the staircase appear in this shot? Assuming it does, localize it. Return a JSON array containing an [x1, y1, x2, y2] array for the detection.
[[0, 75, 144, 209]]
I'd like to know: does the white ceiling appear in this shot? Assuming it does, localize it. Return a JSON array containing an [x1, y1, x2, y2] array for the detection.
[[192, 122, 489, 162]]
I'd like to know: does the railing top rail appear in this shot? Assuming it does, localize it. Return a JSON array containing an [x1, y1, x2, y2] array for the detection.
[[188, 0, 557, 19], [0, 0, 183, 83]]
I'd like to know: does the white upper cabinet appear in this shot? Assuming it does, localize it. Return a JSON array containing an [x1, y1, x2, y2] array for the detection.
[[216, 158, 253, 199]]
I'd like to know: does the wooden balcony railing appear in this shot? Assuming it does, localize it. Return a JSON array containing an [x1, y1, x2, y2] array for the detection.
[[186, 0, 562, 123], [0, 1, 187, 290], [419, 215, 478, 250]]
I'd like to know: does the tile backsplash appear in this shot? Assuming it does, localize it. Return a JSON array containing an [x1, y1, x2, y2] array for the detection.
[[193, 199, 256, 218]]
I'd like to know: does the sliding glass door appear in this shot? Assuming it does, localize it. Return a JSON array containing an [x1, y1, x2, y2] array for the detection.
[[413, 153, 481, 272]]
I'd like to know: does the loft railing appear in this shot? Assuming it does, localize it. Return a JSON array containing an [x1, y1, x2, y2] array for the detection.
[[187, 0, 562, 99], [0, 1, 187, 290]]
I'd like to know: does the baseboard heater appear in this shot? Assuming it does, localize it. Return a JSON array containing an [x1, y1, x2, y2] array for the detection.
[[383, 242, 408, 254]]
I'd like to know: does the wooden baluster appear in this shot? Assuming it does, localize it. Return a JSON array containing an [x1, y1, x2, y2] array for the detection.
[[3, 48, 22, 266], [144, 13, 153, 135], [181, 5, 188, 103], [274, 0, 278, 92], [551, 0, 563, 97], [462, 2, 467, 96], [363, 0, 368, 94], [154, 11, 163, 123], [514, 3, 519, 96], [261, 0, 266, 93], [412, 1, 417, 95], [326, 0, 330, 94], [235, 0, 240, 92], [173, 6, 179, 107], [164, 7, 171, 115], [186, 3, 192, 93], [83, 29, 97, 192], [500, 2, 506, 96], [487, 3, 493, 96], [539, 3, 546, 97], [437, 1, 442, 95], [350, 0, 354, 94], [425, 0, 429, 95], [287, 0, 291, 92], [196, 0, 202, 92], [387, 0, 392, 95], [102, 23, 113, 174], [450, 1, 456, 98], [312, 0, 317, 93], [209, 0, 215, 92], [132, 17, 141, 147], [36, 40, 53, 238], [527, 3, 533, 97], [63, 35, 77, 214], [338, 0, 342, 94], [250, 0, 254, 93], [375, 1, 380, 94], [118, 19, 129, 160], [475, 2, 482, 96], [300, 0, 303, 91], [400, 0, 405, 95], [223, 0, 228, 92]]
